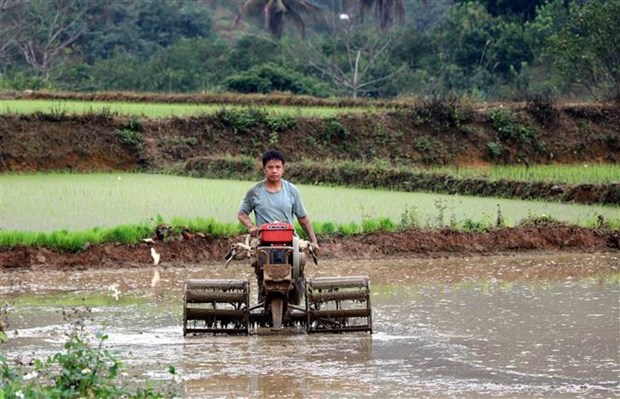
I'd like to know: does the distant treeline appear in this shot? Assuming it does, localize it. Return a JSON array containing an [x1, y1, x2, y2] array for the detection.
[[0, 0, 618, 100]]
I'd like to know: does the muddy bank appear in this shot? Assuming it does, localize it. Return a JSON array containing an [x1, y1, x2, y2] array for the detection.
[[1, 225, 618, 271], [2, 102, 619, 171]]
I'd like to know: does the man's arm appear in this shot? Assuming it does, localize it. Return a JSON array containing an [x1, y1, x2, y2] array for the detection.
[[298, 215, 319, 250], [238, 211, 258, 236]]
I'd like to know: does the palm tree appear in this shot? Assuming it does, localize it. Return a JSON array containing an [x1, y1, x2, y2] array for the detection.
[[358, 0, 427, 31], [235, 0, 322, 40]]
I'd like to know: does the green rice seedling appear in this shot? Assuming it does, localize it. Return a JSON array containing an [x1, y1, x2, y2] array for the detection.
[[361, 219, 380, 233], [169, 216, 243, 236], [378, 217, 397, 232], [102, 224, 152, 244], [317, 221, 337, 235], [0, 99, 376, 118], [337, 222, 361, 235], [459, 218, 492, 232], [45, 230, 88, 251], [428, 164, 620, 185], [0, 225, 150, 251], [1, 173, 618, 235], [361, 217, 397, 233]]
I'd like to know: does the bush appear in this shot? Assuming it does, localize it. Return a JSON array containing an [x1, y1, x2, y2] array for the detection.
[[486, 141, 503, 159], [0, 307, 176, 398], [116, 129, 143, 146], [223, 63, 333, 97], [321, 118, 348, 143], [517, 214, 559, 226], [411, 95, 471, 128], [266, 114, 298, 132], [488, 108, 537, 142], [212, 108, 268, 134]]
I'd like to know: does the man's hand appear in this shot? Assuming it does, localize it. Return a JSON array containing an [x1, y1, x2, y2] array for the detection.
[[299, 239, 320, 265], [249, 225, 259, 237], [238, 212, 258, 237]]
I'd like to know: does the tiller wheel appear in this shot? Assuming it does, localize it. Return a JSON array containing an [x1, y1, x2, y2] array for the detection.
[[183, 279, 250, 335], [306, 276, 372, 333]]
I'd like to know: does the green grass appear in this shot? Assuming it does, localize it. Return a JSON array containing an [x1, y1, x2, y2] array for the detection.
[[1, 173, 618, 235], [429, 164, 620, 185], [0, 224, 159, 251], [0, 99, 378, 118]]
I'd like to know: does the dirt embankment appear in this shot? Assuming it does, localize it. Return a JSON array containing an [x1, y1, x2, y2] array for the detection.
[[1, 225, 619, 270], [2, 101, 619, 171]]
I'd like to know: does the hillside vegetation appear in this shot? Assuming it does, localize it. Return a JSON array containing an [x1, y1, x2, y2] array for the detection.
[[1, 0, 618, 100]]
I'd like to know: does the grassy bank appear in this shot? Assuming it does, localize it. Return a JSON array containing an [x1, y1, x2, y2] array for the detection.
[[1, 173, 618, 251]]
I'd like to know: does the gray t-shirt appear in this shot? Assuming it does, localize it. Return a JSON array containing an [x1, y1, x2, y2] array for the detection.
[[239, 179, 308, 226]]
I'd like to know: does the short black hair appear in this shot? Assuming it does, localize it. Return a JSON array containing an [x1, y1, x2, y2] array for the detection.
[[262, 150, 286, 166]]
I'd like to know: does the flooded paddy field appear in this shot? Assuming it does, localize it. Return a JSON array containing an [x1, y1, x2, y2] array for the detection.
[[1, 252, 619, 398]]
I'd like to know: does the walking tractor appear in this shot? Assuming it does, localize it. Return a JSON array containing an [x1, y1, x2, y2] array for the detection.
[[183, 222, 372, 335]]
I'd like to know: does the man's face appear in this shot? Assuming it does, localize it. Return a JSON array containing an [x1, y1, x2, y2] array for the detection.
[[263, 159, 284, 183]]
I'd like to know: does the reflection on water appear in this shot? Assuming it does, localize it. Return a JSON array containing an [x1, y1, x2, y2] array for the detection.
[[1, 253, 618, 398], [180, 335, 373, 398]]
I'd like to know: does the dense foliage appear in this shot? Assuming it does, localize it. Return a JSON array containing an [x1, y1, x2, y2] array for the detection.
[[0, 0, 618, 99]]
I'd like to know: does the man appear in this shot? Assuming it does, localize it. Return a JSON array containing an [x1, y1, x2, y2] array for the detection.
[[238, 150, 319, 250]]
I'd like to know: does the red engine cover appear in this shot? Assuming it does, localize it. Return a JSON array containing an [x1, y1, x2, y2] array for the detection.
[[259, 223, 294, 244]]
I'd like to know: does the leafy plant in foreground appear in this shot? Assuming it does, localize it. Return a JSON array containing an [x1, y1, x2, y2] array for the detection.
[[0, 307, 177, 398]]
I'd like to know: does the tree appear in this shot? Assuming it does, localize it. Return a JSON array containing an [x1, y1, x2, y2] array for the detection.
[[304, 21, 405, 98], [235, 0, 322, 40], [75, 0, 213, 62], [454, 0, 546, 22], [6, 0, 93, 81], [436, 2, 497, 75], [63, 37, 229, 92], [540, 0, 620, 99], [0, 0, 23, 58], [359, 0, 406, 31], [226, 35, 282, 72]]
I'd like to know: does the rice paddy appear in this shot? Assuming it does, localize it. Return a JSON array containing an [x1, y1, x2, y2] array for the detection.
[[1, 173, 617, 233], [0, 99, 376, 118], [429, 164, 620, 185]]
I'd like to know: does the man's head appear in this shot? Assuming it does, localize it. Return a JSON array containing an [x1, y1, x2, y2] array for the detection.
[[262, 150, 286, 167], [261, 150, 285, 185]]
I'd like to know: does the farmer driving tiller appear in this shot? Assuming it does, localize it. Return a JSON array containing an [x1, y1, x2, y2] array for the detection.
[[182, 150, 371, 335], [183, 223, 372, 335]]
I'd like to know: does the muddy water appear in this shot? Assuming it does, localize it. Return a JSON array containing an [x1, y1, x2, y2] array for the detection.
[[1, 253, 619, 398]]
